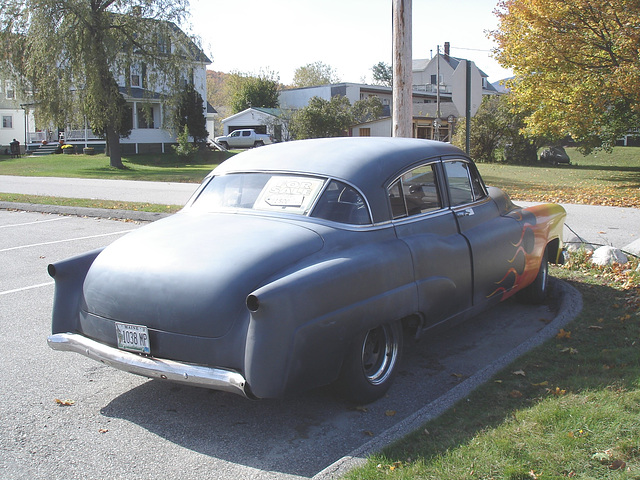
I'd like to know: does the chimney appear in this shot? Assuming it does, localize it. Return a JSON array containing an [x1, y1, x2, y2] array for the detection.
[[444, 42, 450, 58]]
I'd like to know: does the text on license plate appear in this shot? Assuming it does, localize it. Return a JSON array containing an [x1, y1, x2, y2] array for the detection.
[[115, 322, 151, 354]]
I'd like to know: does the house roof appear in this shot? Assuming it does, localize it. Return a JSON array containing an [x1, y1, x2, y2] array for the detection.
[[221, 107, 283, 124]]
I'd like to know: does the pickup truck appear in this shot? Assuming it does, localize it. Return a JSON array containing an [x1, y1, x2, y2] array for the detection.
[[215, 129, 274, 149]]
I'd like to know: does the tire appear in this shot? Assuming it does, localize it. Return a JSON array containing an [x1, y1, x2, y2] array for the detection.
[[220, 141, 229, 150], [254, 140, 265, 147], [338, 321, 403, 404], [517, 251, 549, 304]]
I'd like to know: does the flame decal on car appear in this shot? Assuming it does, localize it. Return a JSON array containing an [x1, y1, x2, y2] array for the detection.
[[487, 208, 543, 300]]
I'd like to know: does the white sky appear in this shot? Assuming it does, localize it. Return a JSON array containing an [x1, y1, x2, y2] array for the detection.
[[187, 0, 512, 85]]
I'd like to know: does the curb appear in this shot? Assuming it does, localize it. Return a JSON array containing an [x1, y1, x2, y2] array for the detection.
[[0, 201, 171, 223], [313, 279, 583, 479]]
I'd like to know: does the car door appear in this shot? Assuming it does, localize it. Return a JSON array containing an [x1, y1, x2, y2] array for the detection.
[[228, 130, 242, 148], [442, 158, 525, 307], [390, 161, 473, 328], [240, 130, 253, 147]]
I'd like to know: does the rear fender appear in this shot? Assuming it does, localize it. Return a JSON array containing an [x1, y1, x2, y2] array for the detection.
[[48, 248, 104, 334], [243, 242, 416, 398]]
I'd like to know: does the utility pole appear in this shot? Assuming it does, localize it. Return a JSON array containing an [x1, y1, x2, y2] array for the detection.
[[392, 0, 412, 138]]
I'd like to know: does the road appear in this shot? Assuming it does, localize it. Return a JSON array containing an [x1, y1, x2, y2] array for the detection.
[[0, 209, 580, 479]]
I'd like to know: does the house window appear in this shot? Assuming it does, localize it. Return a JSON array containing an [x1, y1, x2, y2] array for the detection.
[[137, 106, 155, 129], [5, 82, 15, 99], [2, 115, 13, 128], [131, 74, 141, 87], [157, 34, 170, 54], [359, 128, 371, 137]]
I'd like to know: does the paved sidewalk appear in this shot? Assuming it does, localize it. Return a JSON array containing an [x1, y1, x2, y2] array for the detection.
[[0, 175, 199, 205]]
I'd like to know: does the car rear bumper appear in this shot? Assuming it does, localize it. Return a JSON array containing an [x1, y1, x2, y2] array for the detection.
[[47, 333, 250, 398]]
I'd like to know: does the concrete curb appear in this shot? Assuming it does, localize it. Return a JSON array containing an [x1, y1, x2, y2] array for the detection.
[[313, 279, 583, 479], [0, 201, 171, 223]]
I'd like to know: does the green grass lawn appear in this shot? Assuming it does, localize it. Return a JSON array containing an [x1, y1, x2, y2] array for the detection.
[[0, 149, 234, 183], [346, 254, 640, 480], [478, 147, 640, 208]]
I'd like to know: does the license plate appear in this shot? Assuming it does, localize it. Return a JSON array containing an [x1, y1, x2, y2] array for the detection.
[[115, 322, 150, 354]]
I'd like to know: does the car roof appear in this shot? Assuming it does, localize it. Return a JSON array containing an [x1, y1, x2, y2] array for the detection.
[[211, 137, 468, 223]]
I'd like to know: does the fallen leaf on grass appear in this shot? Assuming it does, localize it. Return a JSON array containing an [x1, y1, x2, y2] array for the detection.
[[609, 459, 626, 470], [556, 329, 571, 339], [560, 347, 579, 355], [531, 381, 548, 387], [55, 399, 75, 406], [588, 325, 603, 330], [512, 369, 526, 376], [509, 390, 523, 398]]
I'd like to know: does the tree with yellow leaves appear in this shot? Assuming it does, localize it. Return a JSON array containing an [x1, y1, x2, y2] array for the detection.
[[492, 0, 640, 152]]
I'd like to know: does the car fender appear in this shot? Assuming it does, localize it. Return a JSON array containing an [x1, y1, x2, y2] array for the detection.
[[243, 239, 416, 398], [48, 248, 104, 335]]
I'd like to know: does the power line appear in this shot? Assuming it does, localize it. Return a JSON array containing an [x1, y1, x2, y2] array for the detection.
[[450, 46, 492, 53]]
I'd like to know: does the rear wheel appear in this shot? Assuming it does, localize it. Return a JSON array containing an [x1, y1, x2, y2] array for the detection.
[[517, 251, 548, 304], [338, 321, 403, 404], [254, 140, 264, 147], [220, 141, 229, 150]]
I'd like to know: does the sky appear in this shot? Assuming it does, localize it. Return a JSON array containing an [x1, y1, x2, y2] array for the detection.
[[187, 0, 512, 85]]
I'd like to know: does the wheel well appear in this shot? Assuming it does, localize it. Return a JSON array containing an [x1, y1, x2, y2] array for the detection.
[[547, 238, 562, 264]]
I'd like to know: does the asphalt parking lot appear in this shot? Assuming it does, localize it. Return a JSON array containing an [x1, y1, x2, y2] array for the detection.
[[0, 209, 580, 480]]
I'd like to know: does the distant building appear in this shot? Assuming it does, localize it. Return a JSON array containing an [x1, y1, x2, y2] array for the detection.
[[3, 20, 214, 155], [277, 42, 501, 141]]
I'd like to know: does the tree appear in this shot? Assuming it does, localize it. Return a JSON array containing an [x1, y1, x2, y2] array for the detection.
[[453, 95, 542, 164], [229, 70, 280, 114], [492, 0, 640, 153], [0, 0, 198, 168], [289, 95, 353, 139], [173, 83, 208, 145], [351, 96, 384, 124], [371, 62, 393, 87], [292, 61, 340, 87]]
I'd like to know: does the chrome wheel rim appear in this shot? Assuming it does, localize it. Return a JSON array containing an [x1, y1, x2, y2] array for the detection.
[[361, 324, 399, 385]]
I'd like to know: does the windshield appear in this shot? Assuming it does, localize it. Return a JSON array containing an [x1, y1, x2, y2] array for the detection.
[[190, 173, 371, 225]]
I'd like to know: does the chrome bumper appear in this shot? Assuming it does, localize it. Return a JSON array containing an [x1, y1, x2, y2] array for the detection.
[[47, 333, 250, 398]]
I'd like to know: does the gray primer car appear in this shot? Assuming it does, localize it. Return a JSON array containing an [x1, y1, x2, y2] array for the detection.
[[48, 137, 566, 403]]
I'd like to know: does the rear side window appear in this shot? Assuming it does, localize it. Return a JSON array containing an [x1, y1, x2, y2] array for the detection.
[[389, 163, 442, 219]]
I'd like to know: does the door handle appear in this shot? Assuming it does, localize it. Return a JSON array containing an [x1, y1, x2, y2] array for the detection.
[[456, 208, 474, 217]]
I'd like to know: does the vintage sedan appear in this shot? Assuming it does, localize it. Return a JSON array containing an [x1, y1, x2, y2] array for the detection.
[[48, 137, 566, 404]]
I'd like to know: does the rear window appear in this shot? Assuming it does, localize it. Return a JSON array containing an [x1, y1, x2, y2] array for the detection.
[[190, 173, 371, 225]]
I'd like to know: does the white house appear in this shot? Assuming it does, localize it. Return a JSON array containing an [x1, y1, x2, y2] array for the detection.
[[11, 20, 213, 155], [0, 80, 34, 154]]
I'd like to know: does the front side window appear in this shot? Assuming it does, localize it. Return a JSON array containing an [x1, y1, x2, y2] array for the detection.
[[444, 160, 487, 206], [389, 163, 442, 219]]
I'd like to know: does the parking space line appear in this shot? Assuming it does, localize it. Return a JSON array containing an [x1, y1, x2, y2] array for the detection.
[[0, 229, 134, 253], [0, 281, 55, 296], [0, 217, 71, 229]]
